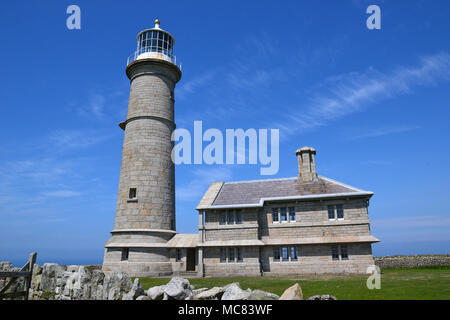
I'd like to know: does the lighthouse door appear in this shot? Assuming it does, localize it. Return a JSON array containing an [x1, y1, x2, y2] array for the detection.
[[186, 248, 196, 271]]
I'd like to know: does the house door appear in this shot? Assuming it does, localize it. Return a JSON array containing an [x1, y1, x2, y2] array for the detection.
[[186, 248, 196, 271]]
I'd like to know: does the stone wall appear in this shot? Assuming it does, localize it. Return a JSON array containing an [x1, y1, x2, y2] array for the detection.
[[375, 255, 450, 269]]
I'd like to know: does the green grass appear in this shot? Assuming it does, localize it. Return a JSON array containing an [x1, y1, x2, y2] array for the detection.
[[138, 266, 450, 300]]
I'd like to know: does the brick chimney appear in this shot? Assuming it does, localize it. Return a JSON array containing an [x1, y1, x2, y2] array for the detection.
[[296, 146, 318, 183]]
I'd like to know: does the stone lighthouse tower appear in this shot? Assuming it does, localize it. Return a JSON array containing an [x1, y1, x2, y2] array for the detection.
[[103, 19, 181, 277]]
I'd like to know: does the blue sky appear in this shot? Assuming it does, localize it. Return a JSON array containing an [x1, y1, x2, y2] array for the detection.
[[0, 0, 449, 266]]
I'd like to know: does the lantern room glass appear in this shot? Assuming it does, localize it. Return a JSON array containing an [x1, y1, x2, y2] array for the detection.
[[137, 30, 174, 58]]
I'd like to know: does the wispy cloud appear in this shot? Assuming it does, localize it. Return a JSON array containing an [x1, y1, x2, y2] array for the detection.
[[177, 71, 216, 100], [176, 167, 233, 202], [48, 130, 113, 152], [41, 190, 81, 198], [346, 125, 421, 140], [276, 52, 450, 135], [77, 94, 106, 119]]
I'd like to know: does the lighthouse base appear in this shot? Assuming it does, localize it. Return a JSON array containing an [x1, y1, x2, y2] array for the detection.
[[102, 229, 176, 277]]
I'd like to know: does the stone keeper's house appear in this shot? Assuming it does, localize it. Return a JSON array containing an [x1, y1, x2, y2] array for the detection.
[[191, 147, 379, 276]]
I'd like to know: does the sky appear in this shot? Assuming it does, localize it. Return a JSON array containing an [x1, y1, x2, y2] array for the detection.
[[0, 0, 449, 266]]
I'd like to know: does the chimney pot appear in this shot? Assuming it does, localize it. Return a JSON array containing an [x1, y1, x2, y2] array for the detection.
[[296, 146, 318, 183]]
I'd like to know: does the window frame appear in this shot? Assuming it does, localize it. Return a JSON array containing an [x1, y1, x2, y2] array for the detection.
[[281, 246, 289, 261], [336, 205, 344, 220], [331, 245, 339, 260], [227, 210, 235, 225], [280, 208, 287, 223], [290, 246, 298, 261], [228, 248, 235, 263], [220, 248, 227, 263], [237, 247, 243, 262], [340, 244, 349, 260], [219, 211, 226, 225], [273, 247, 281, 262], [328, 205, 335, 220], [272, 208, 279, 223], [288, 207, 296, 222], [236, 210, 242, 224]]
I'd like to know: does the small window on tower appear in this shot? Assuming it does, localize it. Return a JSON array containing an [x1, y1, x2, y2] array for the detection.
[[129, 188, 137, 199], [121, 248, 129, 261]]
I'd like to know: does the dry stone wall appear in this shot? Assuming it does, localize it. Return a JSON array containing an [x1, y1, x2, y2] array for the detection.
[[375, 255, 450, 269]]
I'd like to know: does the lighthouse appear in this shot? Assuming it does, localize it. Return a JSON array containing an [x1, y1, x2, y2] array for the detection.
[[102, 19, 182, 276]]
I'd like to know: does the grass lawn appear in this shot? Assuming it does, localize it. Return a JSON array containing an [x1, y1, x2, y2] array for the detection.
[[138, 266, 450, 300]]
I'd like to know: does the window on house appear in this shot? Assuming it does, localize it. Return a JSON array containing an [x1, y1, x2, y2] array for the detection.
[[227, 210, 235, 224], [272, 208, 279, 223], [220, 248, 227, 263], [280, 208, 287, 222], [121, 248, 129, 261], [290, 246, 298, 261], [273, 247, 280, 261], [282, 246, 289, 261], [289, 207, 296, 222], [236, 210, 242, 224], [340, 244, 348, 260], [237, 247, 243, 262], [336, 205, 344, 219], [328, 205, 335, 219], [220, 211, 226, 225], [331, 245, 339, 260], [129, 188, 137, 199], [176, 249, 182, 262], [228, 248, 235, 262]]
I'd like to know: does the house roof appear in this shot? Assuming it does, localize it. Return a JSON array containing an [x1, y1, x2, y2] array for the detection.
[[196, 176, 373, 210], [166, 233, 198, 248]]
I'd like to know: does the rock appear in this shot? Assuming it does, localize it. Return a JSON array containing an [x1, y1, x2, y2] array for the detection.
[[194, 287, 225, 300], [40, 263, 66, 292], [192, 288, 208, 296], [248, 290, 279, 300], [279, 283, 303, 300], [147, 285, 166, 300], [307, 294, 337, 300], [136, 295, 150, 300], [221, 283, 252, 300], [164, 277, 192, 300], [122, 278, 145, 300], [102, 272, 133, 300]]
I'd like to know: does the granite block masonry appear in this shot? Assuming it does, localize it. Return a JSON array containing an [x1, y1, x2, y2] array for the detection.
[[102, 19, 380, 277], [102, 20, 182, 277]]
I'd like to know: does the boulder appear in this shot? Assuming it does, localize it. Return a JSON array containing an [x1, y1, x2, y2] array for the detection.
[[136, 295, 150, 300], [307, 294, 337, 300], [164, 277, 192, 300], [147, 285, 166, 300], [194, 287, 225, 300], [122, 278, 145, 300], [102, 272, 133, 300], [248, 290, 279, 300], [193, 288, 208, 295], [221, 283, 252, 300], [40, 263, 66, 292], [279, 283, 303, 300]]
